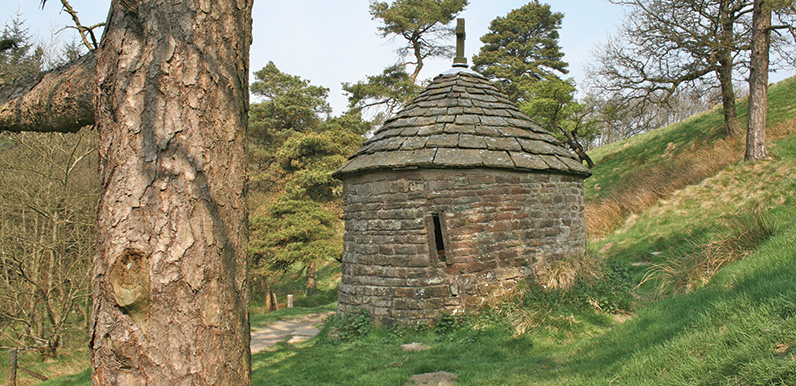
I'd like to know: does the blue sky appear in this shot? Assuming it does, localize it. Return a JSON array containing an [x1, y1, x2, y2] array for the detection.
[[5, 1, 793, 114]]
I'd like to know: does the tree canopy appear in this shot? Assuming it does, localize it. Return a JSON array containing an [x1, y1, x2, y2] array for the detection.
[[344, 0, 467, 123], [248, 63, 365, 299], [589, 0, 756, 137], [470, 2, 593, 166], [472, 1, 568, 102], [370, 0, 469, 83]]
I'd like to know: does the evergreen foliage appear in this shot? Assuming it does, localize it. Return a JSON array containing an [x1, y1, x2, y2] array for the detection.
[[249, 61, 331, 149], [472, 1, 567, 102], [0, 15, 44, 83], [472, 2, 593, 166], [247, 63, 364, 299], [344, 0, 467, 123], [342, 64, 422, 124], [369, 0, 468, 82]]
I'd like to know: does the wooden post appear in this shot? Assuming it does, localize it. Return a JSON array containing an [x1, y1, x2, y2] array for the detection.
[[287, 294, 294, 309], [8, 348, 17, 386]]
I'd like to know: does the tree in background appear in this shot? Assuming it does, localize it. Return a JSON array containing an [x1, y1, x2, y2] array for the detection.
[[745, 0, 796, 161], [249, 61, 332, 195], [342, 64, 422, 125], [249, 61, 331, 146], [248, 64, 365, 303], [370, 0, 469, 83], [0, 129, 97, 358], [472, 2, 594, 166], [589, 0, 756, 138], [472, 1, 568, 102], [0, 16, 96, 360], [746, 0, 773, 161], [520, 76, 596, 167], [0, 16, 44, 83], [344, 0, 468, 122], [585, 86, 719, 146]]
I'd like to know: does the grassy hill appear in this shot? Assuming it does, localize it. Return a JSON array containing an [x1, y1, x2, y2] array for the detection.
[[37, 76, 796, 385]]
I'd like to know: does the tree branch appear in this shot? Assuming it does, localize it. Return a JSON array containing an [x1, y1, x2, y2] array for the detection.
[[0, 51, 96, 133]]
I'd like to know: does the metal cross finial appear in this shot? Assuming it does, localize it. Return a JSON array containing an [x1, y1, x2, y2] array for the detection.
[[453, 18, 467, 68]]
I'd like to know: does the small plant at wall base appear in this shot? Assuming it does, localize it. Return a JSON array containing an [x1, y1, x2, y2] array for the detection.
[[434, 312, 463, 335], [323, 307, 372, 343]]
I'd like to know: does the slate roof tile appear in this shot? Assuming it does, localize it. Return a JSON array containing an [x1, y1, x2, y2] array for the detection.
[[333, 71, 591, 178]]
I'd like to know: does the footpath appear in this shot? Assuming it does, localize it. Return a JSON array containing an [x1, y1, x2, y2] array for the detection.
[[250, 311, 334, 354]]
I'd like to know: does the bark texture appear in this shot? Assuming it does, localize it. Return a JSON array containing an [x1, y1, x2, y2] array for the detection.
[[91, 0, 253, 384], [746, 0, 770, 161], [0, 52, 96, 133]]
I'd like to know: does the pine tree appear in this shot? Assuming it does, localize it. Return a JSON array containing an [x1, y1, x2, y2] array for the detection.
[[472, 1, 568, 102]]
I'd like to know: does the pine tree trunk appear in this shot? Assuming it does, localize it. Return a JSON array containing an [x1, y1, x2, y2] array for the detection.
[[90, 1, 253, 384], [746, 0, 770, 161], [264, 279, 274, 312], [306, 261, 317, 296]]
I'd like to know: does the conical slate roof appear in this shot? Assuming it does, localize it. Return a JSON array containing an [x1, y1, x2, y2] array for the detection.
[[334, 69, 591, 178]]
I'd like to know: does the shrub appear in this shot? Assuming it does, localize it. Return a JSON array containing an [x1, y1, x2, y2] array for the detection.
[[434, 312, 462, 335]]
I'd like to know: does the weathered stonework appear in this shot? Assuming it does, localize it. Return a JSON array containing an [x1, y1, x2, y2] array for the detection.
[[334, 69, 590, 325], [337, 168, 586, 325]]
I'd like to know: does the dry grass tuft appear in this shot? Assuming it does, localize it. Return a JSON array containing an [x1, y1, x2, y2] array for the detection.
[[534, 253, 603, 290], [637, 211, 774, 298]]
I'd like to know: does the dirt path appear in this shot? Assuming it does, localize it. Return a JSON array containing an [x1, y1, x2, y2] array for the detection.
[[250, 311, 334, 354]]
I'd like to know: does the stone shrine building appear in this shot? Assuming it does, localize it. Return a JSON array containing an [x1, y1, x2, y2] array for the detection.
[[333, 22, 591, 325]]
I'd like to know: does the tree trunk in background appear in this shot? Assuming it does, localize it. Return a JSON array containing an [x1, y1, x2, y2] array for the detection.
[[91, 0, 253, 384], [746, 0, 770, 161], [716, 56, 740, 137], [8, 348, 17, 386], [717, 0, 741, 137], [264, 279, 275, 312], [306, 261, 317, 296]]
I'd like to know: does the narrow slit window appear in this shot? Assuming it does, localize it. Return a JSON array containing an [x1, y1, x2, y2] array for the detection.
[[431, 213, 446, 262]]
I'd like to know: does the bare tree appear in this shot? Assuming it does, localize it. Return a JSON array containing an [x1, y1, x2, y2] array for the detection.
[[589, 0, 754, 137], [0, 129, 96, 358], [586, 85, 721, 146], [0, 0, 254, 383]]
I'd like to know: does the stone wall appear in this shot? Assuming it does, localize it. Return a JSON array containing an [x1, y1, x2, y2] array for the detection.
[[337, 168, 586, 325]]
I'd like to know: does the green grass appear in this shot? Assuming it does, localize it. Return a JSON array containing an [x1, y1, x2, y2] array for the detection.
[[39, 369, 91, 386]]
